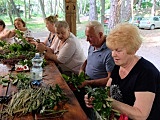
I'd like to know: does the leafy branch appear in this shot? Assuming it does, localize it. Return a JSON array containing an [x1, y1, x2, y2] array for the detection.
[[62, 72, 89, 91], [86, 86, 120, 120]]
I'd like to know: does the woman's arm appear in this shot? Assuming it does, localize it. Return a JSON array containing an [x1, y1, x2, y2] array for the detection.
[[44, 50, 61, 64], [79, 60, 87, 74], [43, 37, 49, 45], [111, 92, 155, 120], [0, 30, 15, 40], [80, 77, 109, 88], [34, 42, 54, 53]]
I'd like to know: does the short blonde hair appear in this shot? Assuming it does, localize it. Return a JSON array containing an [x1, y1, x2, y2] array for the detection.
[[54, 20, 69, 29], [45, 15, 58, 24], [106, 23, 142, 54], [86, 21, 104, 34]]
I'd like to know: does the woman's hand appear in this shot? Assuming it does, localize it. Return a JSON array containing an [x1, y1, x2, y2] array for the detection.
[[84, 94, 94, 108], [35, 42, 46, 53], [44, 49, 54, 60], [25, 37, 35, 43], [7, 29, 16, 38]]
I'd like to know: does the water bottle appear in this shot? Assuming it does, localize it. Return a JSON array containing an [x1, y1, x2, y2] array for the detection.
[[30, 53, 43, 86]]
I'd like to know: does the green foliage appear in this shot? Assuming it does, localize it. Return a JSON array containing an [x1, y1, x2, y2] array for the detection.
[[0, 75, 10, 87], [141, 2, 153, 8], [62, 72, 89, 91], [86, 86, 120, 120], [26, 22, 46, 31], [0, 40, 7, 47], [11, 73, 31, 90], [2, 82, 68, 117], [0, 30, 37, 66], [77, 30, 85, 39]]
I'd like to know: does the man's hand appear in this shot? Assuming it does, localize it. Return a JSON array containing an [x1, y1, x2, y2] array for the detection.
[[78, 80, 89, 88]]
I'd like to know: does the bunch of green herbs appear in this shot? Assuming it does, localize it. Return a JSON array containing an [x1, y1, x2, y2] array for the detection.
[[62, 72, 89, 91], [86, 86, 120, 120], [2, 84, 68, 117]]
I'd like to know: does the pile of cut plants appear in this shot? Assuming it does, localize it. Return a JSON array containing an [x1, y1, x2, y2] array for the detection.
[[0, 30, 37, 66], [0, 73, 69, 119]]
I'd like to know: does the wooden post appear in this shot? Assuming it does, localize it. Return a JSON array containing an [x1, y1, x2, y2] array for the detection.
[[65, 0, 77, 36]]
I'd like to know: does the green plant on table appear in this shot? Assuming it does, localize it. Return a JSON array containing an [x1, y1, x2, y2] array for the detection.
[[0, 30, 49, 67], [2, 84, 68, 117], [0, 73, 69, 118]]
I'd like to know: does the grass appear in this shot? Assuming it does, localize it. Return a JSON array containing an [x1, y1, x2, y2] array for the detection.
[[1, 15, 108, 39]]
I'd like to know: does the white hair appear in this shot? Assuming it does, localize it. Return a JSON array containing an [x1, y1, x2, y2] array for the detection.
[[86, 21, 104, 34]]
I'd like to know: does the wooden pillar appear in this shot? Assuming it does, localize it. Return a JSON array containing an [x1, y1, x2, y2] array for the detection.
[[65, 0, 77, 36]]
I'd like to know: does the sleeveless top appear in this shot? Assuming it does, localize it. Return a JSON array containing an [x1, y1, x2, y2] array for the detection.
[[46, 32, 55, 47]]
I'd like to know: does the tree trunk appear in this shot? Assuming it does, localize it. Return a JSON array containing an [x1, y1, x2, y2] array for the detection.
[[24, 0, 27, 19], [138, 0, 142, 10], [108, 0, 121, 31], [76, 3, 81, 24], [39, 0, 46, 18], [10, 0, 20, 17], [89, 0, 98, 21], [49, 0, 53, 14], [54, 0, 57, 15], [7, 0, 13, 25], [100, 0, 105, 26], [28, 0, 31, 19], [120, 0, 132, 22], [151, 0, 156, 16], [83, 0, 87, 15], [63, 0, 65, 13]]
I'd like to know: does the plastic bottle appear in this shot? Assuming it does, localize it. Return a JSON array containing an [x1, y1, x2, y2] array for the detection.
[[30, 53, 43, 86]]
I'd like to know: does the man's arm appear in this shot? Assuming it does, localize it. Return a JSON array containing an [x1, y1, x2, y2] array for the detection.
[[81, 72, 111, 87]]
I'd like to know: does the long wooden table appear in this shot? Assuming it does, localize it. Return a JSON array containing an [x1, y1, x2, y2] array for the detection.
[[0, 62, 88, 120]]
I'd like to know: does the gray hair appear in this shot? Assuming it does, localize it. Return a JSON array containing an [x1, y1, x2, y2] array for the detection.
[[54, 20, 69, 29], [86, 21, 104, 33]]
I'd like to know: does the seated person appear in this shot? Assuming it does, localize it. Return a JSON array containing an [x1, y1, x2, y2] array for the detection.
[[77, 21, 115, 120], [0, 19, 10, 40], [43, 15, 58, 47], [42, 21, 86, 74], [84, 23, 160, 120], [4, 18, 33, 43], [79, 21, 115, 88], [27, 15, 58, 49]]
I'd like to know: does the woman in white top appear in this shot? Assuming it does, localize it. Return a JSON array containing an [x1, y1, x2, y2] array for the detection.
[[44, 21, 86, 74], [1, 18, 33, 43], [11, 18, 33, 42]]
